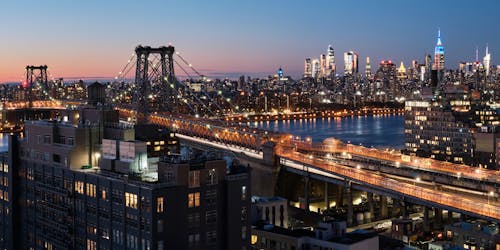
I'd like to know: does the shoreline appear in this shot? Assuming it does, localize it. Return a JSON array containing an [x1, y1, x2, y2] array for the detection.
[[227, 108, 405, 123]]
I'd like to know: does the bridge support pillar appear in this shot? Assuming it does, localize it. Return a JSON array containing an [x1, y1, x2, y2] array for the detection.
[[335, 185, 344, 207], [401, 201, 409, 219], [367, 192, 374, 223], [460, 213, 467, 221], [434, 208, 443, 228], [447, 210, 453, 222], [262, 141, 277, 167], [304, 176, 310, 212], [423, 207, 430, 232], [380, 196, 388, 219], [324, 182, 329, 211], [346, 186, 353, 226]]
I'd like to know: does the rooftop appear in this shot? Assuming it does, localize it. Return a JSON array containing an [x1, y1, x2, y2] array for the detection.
[[251, 196, 287, 204]]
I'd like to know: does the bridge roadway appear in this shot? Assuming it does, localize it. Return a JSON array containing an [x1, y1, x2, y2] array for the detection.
[[175, 132, 500, 223], [119, 112, 500, 222], [2, 100, 65, 110], [291, 140, 500, 184]]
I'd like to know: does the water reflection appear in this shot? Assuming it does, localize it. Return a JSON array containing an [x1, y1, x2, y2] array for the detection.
[[255, 115, 404, 148]]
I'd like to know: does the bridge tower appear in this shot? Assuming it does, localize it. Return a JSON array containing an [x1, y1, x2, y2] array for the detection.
[[25, 65, 48, 108], [134, 45, 176, 123]]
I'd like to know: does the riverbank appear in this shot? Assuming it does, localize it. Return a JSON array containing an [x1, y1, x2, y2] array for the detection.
[[225, 108, 404, 123]]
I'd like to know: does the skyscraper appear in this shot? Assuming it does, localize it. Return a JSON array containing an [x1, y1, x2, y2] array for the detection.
[[304, 58, 312, 78], [365, 57, 371, 78], [312, 59, 321, 79], [483, 45, 491, 76], [320, 54, 327, 78], [397, 61, 407, 80], [326, 45, 336, 77], [343, 51, 358, 75], [433, 29, 445, 71]]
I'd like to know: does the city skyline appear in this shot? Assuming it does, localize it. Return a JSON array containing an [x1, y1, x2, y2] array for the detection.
[[1, 0, 499, 83]]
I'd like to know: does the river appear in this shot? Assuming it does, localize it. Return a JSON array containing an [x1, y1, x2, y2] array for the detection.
[[254, 114, 405, 149]]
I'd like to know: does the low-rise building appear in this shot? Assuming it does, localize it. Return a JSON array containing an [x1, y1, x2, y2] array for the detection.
[[251, 196, 289, 228], [251, 220, 378, 250], [444, 220, 500, 250]]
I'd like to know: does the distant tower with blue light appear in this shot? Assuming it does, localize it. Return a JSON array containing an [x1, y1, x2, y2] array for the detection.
[[433, 29, 445, 71], [277, 67, 283, 78]]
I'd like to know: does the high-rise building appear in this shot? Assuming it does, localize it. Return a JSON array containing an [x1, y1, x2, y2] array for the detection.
[[312, 59, 321, 79], [433, 29, 445, 71], [343, 51, 358, 75], [326, 45, 336, 77], [483, 45, 491, 76], [397, 61, 407, 80], [375, 60, 397, 99], [365, 57, 371, 78], [304, 58, 312, 78], [424, 54, 432, 82], [320, 54, 327, 78], [404, 99, 473, 164]]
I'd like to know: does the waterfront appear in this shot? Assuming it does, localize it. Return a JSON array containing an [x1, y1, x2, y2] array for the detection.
[[254, 114, 405, 148]]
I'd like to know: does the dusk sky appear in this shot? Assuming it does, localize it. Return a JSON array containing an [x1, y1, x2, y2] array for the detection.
[[1, 0, 499, 83]]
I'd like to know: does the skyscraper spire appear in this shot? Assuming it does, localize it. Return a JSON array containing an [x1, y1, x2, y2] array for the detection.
[[433, 29, 445, 71], [437, 28, 442, 46], [476, 46, 479, 62]]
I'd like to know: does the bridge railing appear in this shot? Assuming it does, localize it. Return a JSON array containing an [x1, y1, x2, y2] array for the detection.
[[285, 139, 498, 182]]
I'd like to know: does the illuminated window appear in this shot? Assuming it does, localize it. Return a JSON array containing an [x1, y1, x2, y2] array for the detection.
[[159, 140, 165, 145], [189, 171, 200, 188], [154, 146, 161, 152], [86, 239, 96, 250], [251, 235, 258, 245], [86, 183, 96, 197], [188, 192, 200, 208], [75, 181, 84, 194], [125, 192, 138, 209], [241, 186, 247, 200], [3, 164, 8, 173], [101, 189, 107, 200], [44, 241, 53, 250], [207, 169, 217, 185], [87, 225, 97, 235], [157, 197, 164, 213]]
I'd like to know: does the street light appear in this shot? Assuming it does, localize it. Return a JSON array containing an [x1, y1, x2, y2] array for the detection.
[[414, 177, 421, 186], [488, 191, 495, 205]]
